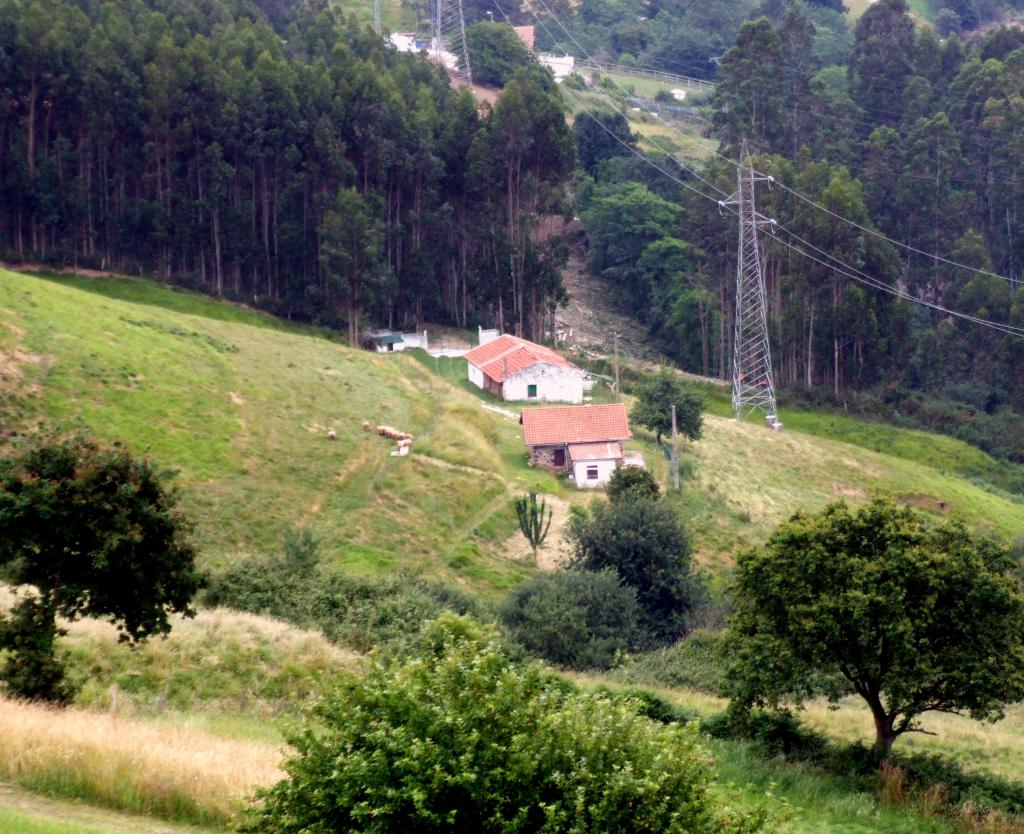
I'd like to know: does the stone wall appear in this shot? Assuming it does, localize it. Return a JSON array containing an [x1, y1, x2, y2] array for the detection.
[[529, 444, 568, 472]]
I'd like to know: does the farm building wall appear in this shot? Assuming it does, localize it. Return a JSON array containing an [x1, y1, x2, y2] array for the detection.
[[572, 457, 618, 488], [502, 364, 584, 404], [468, 363, 485, 389], [528, 444, 569, 471]]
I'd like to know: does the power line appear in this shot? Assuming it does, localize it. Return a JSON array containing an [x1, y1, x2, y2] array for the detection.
[[493, 0, 1024, 339], [516, 0, 1024, 286], [773, 180, 1021, 286], [510, 0, 730, 197], [491, 0, 729, 200], [767, 222, 1024, 337]]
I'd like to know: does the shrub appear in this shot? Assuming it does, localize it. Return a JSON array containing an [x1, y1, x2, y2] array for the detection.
[[253, 615, 773, 834], [606, 465, 660, 503], [614, 630, 726, 693], [703, 709, 830, 762], [499, 569, 641, 669], [596, 685, 698, 725], [568, 498, 704, 644], [204, 535, 486, 653]]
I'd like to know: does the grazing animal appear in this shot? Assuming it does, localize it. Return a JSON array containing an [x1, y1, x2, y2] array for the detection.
[[327, 429, 337, 441]]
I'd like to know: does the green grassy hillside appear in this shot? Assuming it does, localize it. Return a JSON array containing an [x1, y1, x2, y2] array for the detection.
[[3, 267, 1023, 586], [0, 268, 567, 598]]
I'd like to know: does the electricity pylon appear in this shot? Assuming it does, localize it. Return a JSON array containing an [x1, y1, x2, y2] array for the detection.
[[719, 141, 780, 428], [432, 0, 472, 85]]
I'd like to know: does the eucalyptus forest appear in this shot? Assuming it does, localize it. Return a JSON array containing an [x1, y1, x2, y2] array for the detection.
[[0, 0, 573, 341]]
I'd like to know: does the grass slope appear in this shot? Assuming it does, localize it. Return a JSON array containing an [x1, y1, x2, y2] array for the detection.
[[3, 267, 1023, 584], [0, 268, 560, 597]]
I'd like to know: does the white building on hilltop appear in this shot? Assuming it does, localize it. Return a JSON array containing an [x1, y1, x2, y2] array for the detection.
[[464, 334, 586, 403]]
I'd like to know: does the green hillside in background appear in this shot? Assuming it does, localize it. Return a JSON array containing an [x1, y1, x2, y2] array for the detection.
[[3, 266, 1023, 588]]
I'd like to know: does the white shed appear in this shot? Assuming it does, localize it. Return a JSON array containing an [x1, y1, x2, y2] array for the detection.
[[569, 442, 623, 488]]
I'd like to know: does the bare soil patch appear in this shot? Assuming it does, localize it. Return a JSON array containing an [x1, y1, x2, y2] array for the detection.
[[502, 494, 573, 571], [557, 229, 656, 361]]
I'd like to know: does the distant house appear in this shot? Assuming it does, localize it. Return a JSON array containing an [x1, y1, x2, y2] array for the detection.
[[521, 403, 631, 488], [513, 25, 535, 50], [464, 334, 586, 403], [365, 330, 429, 353], [538, 54, 575, 81]]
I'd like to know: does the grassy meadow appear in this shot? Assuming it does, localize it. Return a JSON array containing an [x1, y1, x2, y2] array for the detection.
[[4, 267, 1024, 833], [0, 268, 553, 598], [4, 265, 1024, 575]]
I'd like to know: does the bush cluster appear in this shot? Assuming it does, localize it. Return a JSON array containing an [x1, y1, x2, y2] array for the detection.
[[499, 569, 641, 670], [501, 474, 706, 669], [613, 630, 726, 693], [254, 615, 772, 834], [204, 531, 485, 652]]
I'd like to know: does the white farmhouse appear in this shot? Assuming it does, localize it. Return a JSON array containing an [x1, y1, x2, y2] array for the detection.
[[464, 334, 586, 404], [520, 403, 632, 488]]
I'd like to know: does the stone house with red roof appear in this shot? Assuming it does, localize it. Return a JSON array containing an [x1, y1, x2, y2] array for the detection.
[[464, 334, 586, 403], [520, 403, 631, 488]]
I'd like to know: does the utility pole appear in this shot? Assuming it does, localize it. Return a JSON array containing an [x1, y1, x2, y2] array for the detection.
[[719, 140, 781, 430], [613, 331, 620, 402], [374, 0, 382, 35], [670, 404, 680, 491]]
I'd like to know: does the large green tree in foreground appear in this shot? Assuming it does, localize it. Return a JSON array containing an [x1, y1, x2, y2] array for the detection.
[[725, 500, 1024, 757], [255, 614, 771, 833], [0, 436, 201, 702]]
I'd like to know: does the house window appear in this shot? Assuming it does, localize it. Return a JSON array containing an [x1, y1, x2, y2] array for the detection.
[[586, 465, 599, 480], [527, 383, 538, 398], [553, 448, 566, 467]]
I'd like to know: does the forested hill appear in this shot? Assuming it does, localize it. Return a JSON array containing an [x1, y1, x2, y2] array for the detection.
[[576, 0, 1024, 464], [0, 0, 573, 343], [6, 0, 1024, 465]]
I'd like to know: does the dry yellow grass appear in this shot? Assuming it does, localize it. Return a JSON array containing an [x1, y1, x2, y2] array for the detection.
[[798, 697, 1024, 782], [0, 695, 283, 826], [1, 585, 360, 717]]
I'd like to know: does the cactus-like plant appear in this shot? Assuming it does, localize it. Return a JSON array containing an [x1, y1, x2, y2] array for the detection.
[[514, 492, 553, 561]]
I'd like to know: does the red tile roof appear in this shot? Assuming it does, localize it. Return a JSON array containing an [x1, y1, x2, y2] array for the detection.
[[464, 334, 580, 383], [521, 403, 631, 447], [568, 441, 623, 461], [514, 25, 535, 50]]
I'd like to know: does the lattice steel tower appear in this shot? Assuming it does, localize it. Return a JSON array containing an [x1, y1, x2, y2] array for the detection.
[[432, 0, 472, 85], [720, 142, 780, 428]]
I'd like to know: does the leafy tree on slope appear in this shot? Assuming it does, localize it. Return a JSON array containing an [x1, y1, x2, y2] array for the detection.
[[725, 499, 1024, 757]]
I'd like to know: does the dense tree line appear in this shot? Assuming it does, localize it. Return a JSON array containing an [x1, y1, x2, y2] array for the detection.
[[0, 0, 574, 341], [579, 1, 1024, 462]]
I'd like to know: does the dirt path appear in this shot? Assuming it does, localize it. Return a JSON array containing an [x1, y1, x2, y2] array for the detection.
[[0, 782, 219, 834]]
